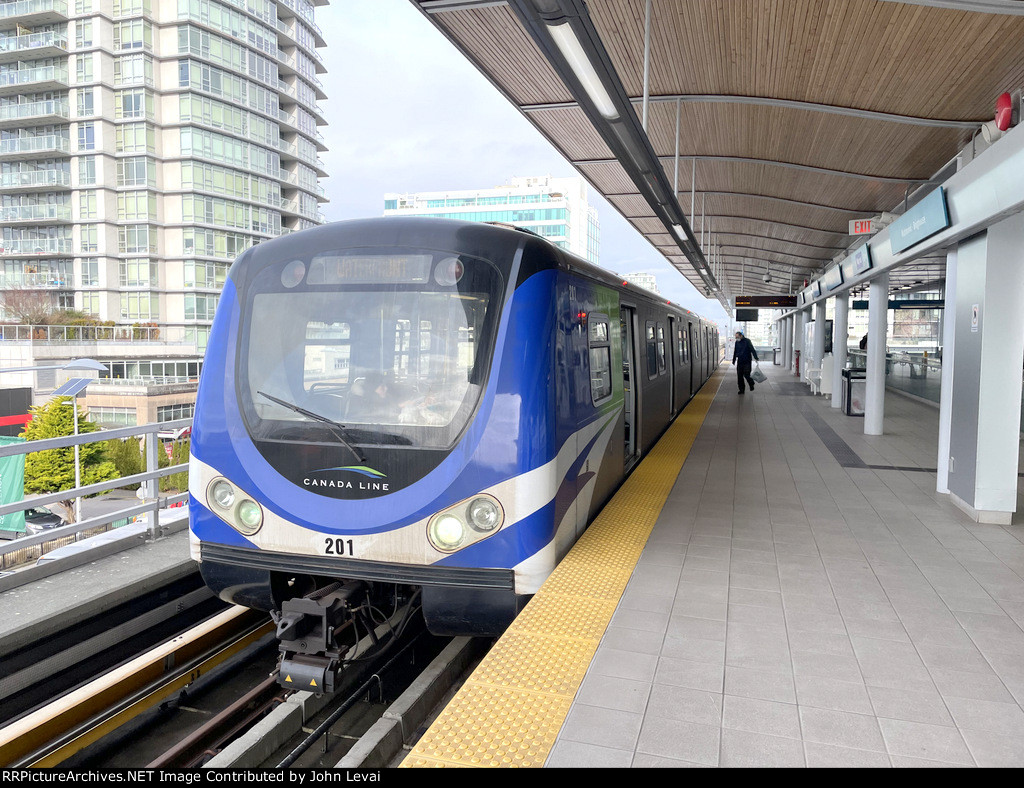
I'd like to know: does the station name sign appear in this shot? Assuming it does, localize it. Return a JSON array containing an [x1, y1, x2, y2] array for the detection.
[[735, 295, 798, 308], [889, 187, 950, 255]]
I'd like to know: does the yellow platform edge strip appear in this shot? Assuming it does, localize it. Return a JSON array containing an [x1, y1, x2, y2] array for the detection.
[[403, 369, 725, 768]]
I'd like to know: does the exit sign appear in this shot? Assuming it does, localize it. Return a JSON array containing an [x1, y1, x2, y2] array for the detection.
[[849, 218, 875, 235]]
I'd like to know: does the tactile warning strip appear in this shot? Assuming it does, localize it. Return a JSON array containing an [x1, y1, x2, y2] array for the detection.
[[402, 369, 725, 768]]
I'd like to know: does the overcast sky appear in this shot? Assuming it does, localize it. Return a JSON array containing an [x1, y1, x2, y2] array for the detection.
[[317, 0, 729, 325]]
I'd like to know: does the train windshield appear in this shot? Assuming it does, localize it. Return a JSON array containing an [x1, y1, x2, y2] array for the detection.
[[240, 248, 504, 449]]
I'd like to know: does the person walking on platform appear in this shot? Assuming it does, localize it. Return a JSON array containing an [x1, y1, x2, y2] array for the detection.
[[732, 330, 758, 394]]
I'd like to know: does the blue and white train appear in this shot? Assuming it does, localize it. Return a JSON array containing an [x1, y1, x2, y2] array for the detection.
[[189, 218, 719, 646]]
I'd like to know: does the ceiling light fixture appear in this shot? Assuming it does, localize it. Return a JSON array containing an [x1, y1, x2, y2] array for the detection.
[[546, 22, 619, 120]]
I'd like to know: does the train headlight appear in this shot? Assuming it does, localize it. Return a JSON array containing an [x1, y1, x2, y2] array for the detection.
[[235, 499, 264, 535], [209, 479, 235, 510], [467, 497, 502, 533], [428, 514, 465, 552]]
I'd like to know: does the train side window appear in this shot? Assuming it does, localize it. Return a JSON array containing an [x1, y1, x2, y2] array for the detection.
[[645, 321, 658, 379], [677, 327, 686, 364], [657, 323, 666, 374], [588, 313, 612, 403]]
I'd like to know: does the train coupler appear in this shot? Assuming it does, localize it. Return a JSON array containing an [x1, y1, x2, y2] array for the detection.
[[271, 580, 368, 694]]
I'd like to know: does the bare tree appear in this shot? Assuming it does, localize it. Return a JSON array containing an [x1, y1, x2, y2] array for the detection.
[[0, 287, 57, 325]]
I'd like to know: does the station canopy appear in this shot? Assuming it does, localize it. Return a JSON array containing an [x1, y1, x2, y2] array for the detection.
[[414, 0, 1024, 305]]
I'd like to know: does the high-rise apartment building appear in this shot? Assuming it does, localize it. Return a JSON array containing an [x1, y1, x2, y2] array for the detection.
[[384, 175, 599, 264], [623, 272, 660, 295], [0, 0, 328, 352], [0, 0, 328, 425]]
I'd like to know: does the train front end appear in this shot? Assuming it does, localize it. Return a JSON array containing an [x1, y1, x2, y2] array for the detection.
[[189, 219, 561, 667]]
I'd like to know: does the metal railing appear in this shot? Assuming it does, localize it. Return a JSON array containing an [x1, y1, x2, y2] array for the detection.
[[0, 0, 68, 18], [0, 31, 67, 54], [0, 134, 70, 157], [0, 169, 70, 189], [0, 99, 70, 123], [0, 272, 69, 288], [93, 375, 197, 387], [0, 417, 192, 570], [0, 66, 68, 89], [0, 237, 72, 255], [0, 323, 195, 344], [0, 203, 70, 222]]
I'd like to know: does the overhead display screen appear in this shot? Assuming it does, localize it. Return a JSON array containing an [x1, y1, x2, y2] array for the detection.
[[735, 308, 759, 322], [734, 295, 797, 308]]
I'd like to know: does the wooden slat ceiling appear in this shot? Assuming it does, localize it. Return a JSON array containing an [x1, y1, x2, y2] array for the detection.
[[417, 0, 1024, 300]]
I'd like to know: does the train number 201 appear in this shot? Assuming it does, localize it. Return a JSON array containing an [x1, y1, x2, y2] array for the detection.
[[324, 538, 354, 556]]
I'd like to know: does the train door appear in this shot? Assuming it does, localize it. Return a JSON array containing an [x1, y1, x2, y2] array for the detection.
[[668, 316, 677, 414], [620, 306, 638, 466], [687, 321, 696, 392]]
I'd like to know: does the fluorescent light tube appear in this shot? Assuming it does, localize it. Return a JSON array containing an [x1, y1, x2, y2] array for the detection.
[[547, 22, 619, 120], [671, 224, 687, 241]]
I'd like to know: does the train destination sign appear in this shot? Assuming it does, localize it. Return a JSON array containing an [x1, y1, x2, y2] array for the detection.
[[308, 252, 433, 284], [734, 295, 797, 308], [889, 187, 950, 254]]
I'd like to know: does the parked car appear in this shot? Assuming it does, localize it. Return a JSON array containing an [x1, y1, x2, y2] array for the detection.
[[24, 507, 64, 536]]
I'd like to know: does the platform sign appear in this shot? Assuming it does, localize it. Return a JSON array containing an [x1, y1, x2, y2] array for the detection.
[[889, 187, 950, 254], [849, 218, 875, 236], [823, 265, 844, 291], [850, 244, 872, 276], [0, 436, 26, 533]]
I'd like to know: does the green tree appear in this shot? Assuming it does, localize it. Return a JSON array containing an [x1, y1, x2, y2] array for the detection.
[[165, 439, 190, 493], [21, 397, 119, 522], [103, 437, 143, 490]]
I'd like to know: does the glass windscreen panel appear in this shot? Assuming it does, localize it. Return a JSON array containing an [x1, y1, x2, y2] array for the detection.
[[242, 248, 503, 449]]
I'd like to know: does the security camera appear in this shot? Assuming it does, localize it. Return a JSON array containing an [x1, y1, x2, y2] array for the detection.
[[763, 272, 771, 283], [704, 286, 711, 296]]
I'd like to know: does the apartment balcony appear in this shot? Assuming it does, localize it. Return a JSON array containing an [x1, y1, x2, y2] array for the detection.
[[277, 0, 323, 41], [0, 134, 70, 159], [0, 0, 68, 24], [0, 169, 71, 191], [278, 168, 298, 187], [0, 99, 70, 128], [275, 18, 325, 62], [280, 197, 323, 223], [0, 323, 194, 346], [0, 66, 69, 96], [0, 31, 67, 65], [0, 271, 69, 289], [0, 204, 70, 223], [0, 237, 72, 256]]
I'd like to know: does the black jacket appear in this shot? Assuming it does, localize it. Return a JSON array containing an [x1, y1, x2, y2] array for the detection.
[[733, 337, 758, 364]]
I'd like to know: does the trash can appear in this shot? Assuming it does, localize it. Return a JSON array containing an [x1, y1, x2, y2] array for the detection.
[[842, 368, 867, 416], [772, 347, 781, 365]]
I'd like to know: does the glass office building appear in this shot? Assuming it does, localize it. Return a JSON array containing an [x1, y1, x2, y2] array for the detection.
[[383, 175, 600, 264]]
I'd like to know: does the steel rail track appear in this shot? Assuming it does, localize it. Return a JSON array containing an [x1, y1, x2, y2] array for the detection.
[[0, 606, 273, 768]]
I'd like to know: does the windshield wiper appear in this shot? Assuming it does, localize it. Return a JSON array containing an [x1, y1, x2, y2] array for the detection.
[[257, 390, 367, 464]]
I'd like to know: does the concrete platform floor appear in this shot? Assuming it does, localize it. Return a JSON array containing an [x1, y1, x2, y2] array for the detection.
[[549, 364, 1024, 768]]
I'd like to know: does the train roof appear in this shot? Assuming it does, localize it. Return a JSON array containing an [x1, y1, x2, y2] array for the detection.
[[240, 217, 716, 326]]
